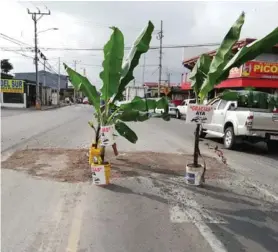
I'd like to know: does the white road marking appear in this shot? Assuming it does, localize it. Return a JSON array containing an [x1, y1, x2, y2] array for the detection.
[[170, 200, 227, 224], [169, 199, 228, 252], [246, 181, 278, 202], [167, 183, 228, 252]]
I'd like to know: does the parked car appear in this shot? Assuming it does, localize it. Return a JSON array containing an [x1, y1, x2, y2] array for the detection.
[[176, 99, 196, 119], [200, 98, 278, 152], [83, 97, 89, 104], [155, 102, 177, 117]]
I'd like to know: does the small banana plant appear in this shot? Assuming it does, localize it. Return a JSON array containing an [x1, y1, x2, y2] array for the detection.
[[188, 11, 278, 167], [64, 21, 170, 162]]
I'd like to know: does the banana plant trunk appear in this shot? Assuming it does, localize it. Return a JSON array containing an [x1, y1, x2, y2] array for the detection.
[[193, 124, 200, 167], [100, 146, 105, 163]]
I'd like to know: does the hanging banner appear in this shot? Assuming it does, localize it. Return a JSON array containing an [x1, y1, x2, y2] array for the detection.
[[0, 79, 24, 93], [100, 124, 116, 146], [186, 105, 213, 124]]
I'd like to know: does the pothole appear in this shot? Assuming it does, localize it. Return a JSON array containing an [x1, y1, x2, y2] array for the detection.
[[1, 148, 230, 183]]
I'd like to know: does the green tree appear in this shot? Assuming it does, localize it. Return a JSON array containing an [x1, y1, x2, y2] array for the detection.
[[1, 59, 13, 74]]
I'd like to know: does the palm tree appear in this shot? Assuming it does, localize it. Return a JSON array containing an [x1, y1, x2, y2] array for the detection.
[[1, 59, 13, 74]]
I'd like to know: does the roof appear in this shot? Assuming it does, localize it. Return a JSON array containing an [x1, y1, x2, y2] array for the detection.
[[14, 71, 68, 89], [183, 38, 278, 70]]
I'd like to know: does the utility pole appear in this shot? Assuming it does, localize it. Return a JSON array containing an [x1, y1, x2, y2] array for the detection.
[[43, 59, 46, 105], [58, 57, 60, 106], [27, 8, 50, 110], [142, 54, 146, 85], [157, 20, 164, 98], [73, 60, 78, 103]]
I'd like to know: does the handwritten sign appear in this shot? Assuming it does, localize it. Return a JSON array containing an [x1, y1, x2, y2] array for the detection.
[[91, 165, 106, 185], [186, 104, 213, 124], [100, 124, 116, 146]]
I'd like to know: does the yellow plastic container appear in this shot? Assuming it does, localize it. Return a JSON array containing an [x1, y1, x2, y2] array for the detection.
[[89, 146, 102, 165]]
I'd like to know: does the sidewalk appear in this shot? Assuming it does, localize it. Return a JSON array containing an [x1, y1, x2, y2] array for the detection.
[[29, 103, 70, 111]]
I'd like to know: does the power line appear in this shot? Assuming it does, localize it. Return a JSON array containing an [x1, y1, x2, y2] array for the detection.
[[0, 32, 59, 76], [0, 43, 220, 52]]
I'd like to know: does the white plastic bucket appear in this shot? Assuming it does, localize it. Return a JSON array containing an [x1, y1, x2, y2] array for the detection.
[[185, 164, 204, 186]]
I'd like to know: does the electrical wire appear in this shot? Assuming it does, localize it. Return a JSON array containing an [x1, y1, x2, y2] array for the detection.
[[0, 42, 220, 52], [0, 33, 60, 75]]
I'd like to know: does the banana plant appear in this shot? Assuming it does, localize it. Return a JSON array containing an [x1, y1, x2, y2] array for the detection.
[[220, 90, 278, 110], [64, 21, 169, 162], [188, 11, 278, 167]]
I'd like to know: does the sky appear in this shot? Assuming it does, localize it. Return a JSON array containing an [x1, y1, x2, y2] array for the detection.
[[1, 0, 278, 89]]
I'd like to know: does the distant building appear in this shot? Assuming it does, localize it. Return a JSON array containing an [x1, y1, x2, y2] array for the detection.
[[15, 70, 68, 90], [14, 70, 70, 106], [181, 38, 278, 99]]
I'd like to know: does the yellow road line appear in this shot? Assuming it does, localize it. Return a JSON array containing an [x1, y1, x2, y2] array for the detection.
[[66, 185, 87, 252]]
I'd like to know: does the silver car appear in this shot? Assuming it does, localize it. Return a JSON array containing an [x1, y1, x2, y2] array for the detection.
[[155, 103, 177, 117]]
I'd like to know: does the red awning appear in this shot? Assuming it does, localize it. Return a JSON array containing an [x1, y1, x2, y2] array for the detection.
[[216, 78, 278, 89]]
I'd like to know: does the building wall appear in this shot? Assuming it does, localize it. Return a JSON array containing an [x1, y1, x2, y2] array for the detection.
[[0, 93, 27, 108]]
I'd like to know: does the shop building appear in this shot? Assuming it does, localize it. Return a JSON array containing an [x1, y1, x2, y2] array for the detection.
[[0, 77, 27, 108], [181, 38, 278, 99], [15, 70, 69, 106]]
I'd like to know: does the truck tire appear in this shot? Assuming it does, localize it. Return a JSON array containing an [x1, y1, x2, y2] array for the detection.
[[267, 141, 278, 153], [176, 110, 181, 119], [224, 127, 236, 149]]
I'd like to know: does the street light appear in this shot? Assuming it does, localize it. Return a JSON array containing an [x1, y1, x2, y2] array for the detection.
[[38, 28, 58, 34]]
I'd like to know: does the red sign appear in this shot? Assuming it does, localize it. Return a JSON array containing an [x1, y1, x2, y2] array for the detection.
[[241, 61, 278, 79]]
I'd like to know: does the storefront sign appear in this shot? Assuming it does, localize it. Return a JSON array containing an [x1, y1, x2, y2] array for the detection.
[[0, 79, 24, 93], [186, 105, 213, 124], [241, 61, 278, 79]]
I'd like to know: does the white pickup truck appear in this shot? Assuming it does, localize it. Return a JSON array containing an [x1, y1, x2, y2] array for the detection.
[[176, 99, 196, 119], [200, 98, 278, 152]]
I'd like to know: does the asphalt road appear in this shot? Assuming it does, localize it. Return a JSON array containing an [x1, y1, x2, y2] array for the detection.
[[1, 105, 278, 252]]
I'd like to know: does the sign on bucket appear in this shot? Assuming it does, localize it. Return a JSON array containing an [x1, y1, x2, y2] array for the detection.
[[100, 124, 116, 146], [186, 104, 213, 124], [91, 164, 110, 185]]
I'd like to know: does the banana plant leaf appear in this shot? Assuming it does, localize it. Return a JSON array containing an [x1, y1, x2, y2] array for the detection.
[[117, 110, 149, 122], [220, 90, 278, 110], [100, 27, 124, 102], [218, 26, 278, 83], [189, 54, 212, 99], [120, 96, 168, 112], [64, 64, 100, 110], [113, 21, 154, 102], [115, 121, 138, 143], [199, 12, 245, 101]]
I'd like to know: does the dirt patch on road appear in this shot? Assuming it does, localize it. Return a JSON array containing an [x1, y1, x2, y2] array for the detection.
[[1, 148, 229, 183]]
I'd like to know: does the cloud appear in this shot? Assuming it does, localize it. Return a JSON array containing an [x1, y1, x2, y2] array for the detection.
[[1, 1, 278, 88]]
